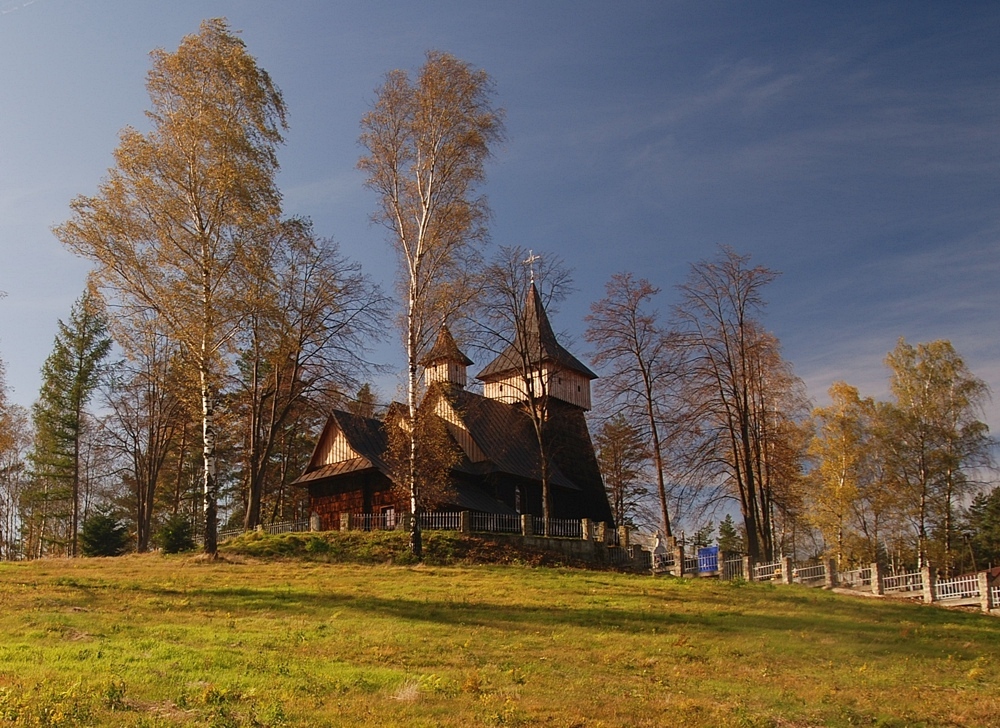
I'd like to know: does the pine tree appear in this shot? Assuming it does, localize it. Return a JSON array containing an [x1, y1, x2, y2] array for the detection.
[[29, 288, 111, 556]]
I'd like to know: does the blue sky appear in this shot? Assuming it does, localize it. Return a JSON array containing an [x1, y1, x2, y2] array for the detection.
[[2, 1, 999, 431]]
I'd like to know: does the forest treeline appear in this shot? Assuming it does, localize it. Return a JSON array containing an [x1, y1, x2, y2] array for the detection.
[[0, 20, 996, 573]]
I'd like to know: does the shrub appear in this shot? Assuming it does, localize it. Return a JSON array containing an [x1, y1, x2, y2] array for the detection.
[[80, 510, 129, 557], [157, 513, 196, 554]]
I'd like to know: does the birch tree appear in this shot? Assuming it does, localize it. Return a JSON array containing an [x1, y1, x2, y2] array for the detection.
[[359, 51, 504, 556], [54, 19, 287, 555], [884, 338, 992, 570]]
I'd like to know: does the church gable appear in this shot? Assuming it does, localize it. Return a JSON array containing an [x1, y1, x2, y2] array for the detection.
[[314, 426, 362, 467], [301, 410, 389, 478]]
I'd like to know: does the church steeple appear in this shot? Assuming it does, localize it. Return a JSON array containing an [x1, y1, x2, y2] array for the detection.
[[477, 283, 596, 409], [420, 325, 474, 389]]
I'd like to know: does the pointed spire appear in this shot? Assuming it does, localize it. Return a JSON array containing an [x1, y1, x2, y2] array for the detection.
[[421, 325, 473, 389], [420, 326, 474, 367], [477, 282, 596, 381]]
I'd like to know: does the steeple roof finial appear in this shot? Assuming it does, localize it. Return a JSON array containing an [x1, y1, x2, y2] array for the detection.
[[523, 249, 541, 284], [476, 281, 597, 381]]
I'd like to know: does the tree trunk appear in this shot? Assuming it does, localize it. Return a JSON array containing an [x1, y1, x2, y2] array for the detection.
[[201, 369, 218, 557], [407, 279, 422, 559]]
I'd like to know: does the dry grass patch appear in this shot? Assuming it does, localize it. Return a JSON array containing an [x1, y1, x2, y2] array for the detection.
[[0, 548, 998, 726]]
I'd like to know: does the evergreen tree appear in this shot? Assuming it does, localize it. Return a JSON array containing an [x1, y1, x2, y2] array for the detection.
[[965, 487, 1000, 569], [718, 514, 744, 553], [80, 508, 128, 556], [156, 512, 196, 554], [29, 288, 111, 557]]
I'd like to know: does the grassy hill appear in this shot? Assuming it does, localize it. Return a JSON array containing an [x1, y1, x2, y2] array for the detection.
[[0, 533, 998, 727]]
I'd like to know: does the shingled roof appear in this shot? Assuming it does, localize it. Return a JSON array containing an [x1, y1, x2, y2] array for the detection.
[[476, 283, 597, 381], [442, 387, 579, 491], [419, 325, 474, 367]]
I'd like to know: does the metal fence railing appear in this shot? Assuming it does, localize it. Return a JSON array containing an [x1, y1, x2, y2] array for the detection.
[[531, 516, 583, 538], [418, 512, 460, 531], [218, 519, 310, 543], [934, 574, 980, 601], [753, 561, 781, 582], [794, 563, 827, 583], [882, 571, 923, 594], [723, 557, 745, 580], [652, 552, 675, 572], [352, 512, 397, 531], [470, 512, 521, 534], [839, 567, 872, 588]]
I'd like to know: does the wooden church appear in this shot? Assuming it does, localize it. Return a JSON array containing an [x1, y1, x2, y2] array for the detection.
[[293, 284, 614, 529]]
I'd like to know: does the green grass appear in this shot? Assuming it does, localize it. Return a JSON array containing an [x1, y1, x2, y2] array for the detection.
[[0, 536, 998, 727]]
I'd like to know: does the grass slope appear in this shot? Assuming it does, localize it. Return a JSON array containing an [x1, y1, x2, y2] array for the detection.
[[0, 534, 997, 727]]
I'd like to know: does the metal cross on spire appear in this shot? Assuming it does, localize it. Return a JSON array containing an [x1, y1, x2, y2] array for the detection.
[[523, 249, 541, 284]]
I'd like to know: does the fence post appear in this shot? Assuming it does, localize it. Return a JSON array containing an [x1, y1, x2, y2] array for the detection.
[[920, 565, 936, 603], [672, 543, 685, 577], [309, 512, 321, 532], [743, 556, 753, 582], [459, 511, 471, 534], [824, 558, 838, 589], [978, 571, 993, 613], [870, 562, 884, 595], [718, 550, 728, 579], [521, 514, 533, 537], [780, 556, 794, 585], [340, 513, 352, 532], [581, 518, 592, 541]]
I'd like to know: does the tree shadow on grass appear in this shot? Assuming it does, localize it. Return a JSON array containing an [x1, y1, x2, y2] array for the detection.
[[89, 577, 1000, 665]]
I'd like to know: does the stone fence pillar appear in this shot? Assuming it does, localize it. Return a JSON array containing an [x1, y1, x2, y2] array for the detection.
[[459, 511, 471, 534], [672, 544, 685, 578], [978, 571, 994, 613], [824, 558, 838, 589], [870, 562, 884, 595], [743, 556, 753, 582], [521, 514, 533, 537], [340, 512, 352, 532], [618, 526, 630, 550], [309, 512, 321, 532], [581, 518, 592, 541], [921, 565, 936, 604], [780, 556, 794, 585]]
